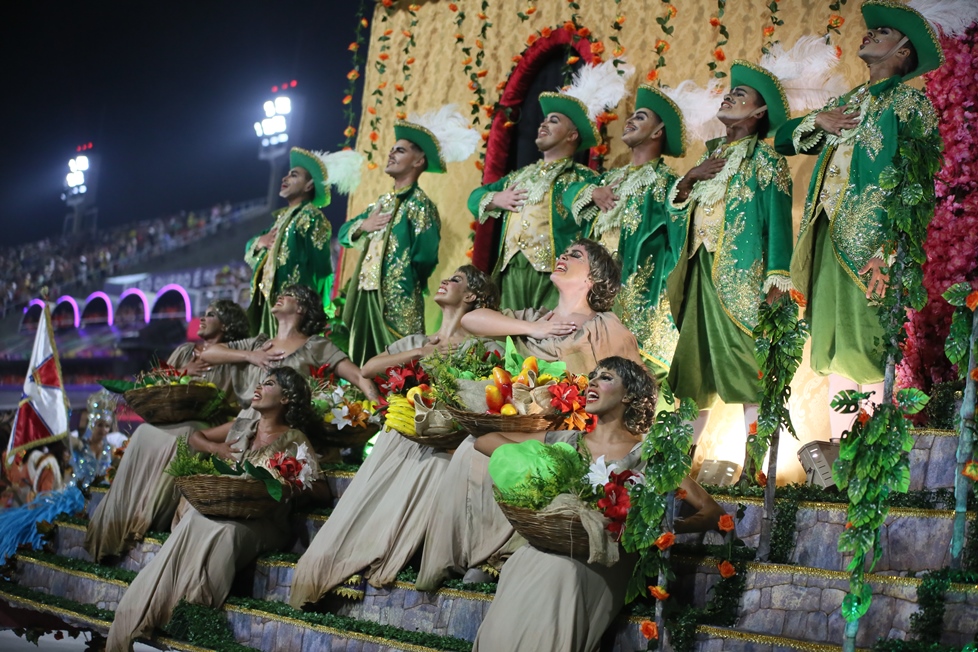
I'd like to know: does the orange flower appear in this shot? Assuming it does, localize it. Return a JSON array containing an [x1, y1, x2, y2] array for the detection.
[[469, 99, 479, 106], [654, 532, 675, 551], [347, 70, 360, 81], [718, 560, 737, 578], [650, 585, 670, 601], [828, 15, 845, 28], [963, 460, 978, 482], [484, 105, 494, 117], [477, 69, 488, 78], [789, 288, 807, 307], [381, 0, 393, 7], [615, 15, 625, 26], [378, 82, 388, 90], [477, 12, 487, 20], [577, 27, 591, 38], [613, 46, 626, 57], [475, 160, 484, 171], [835, 45, 843, 58], [343, 126, 357, 138], [655, 39, 669, 54], [541, 26, 553, 38], [402, 30, 413, 38], [714, 48, 726, 62], [597, 111, 618, 124], [857, 409, 871, 426], [749, 421, 757, 435], [475, 39, 484, 49], [665, 4, 678, 19], [526, 7, 537, 15], [564, 21, 577, 32], [503, 120, 516, 129], [461, 56, 473, 65], [408, 3, 420, 11], [379, 53, 390, 61], [496, 81, 506, 91], [966, 290, 978, 311], [361, 18, 369, 28], [755, 471, 768, 487], [342, 95, 352, 105], [469, 221, 478, 230], [405, 57, 416, 65], [455, 33, 464, 41], [758, 370, 764, 380], [368, 131, 379, 142], [646, 69, 659, 82], [763, 26, 776, 38], [845, 521, 853, 529], [465, 248, 474, 260], [675, 488, 687, 500], [718, 514, 735, 533], [448, 2, 458, 11], [592, 143, 609, 156], [394, 83, 405, 92], [367, 161, 378, 170], [512, 54, 523, 63], [348, 43, 359, 51], [384, 29, 393, 36], [591, 41, 605, 55], [710, 16, 721, 27], [640, 620, 659, 640], [527, 34, 538, 45], [468, 80, 478, 91], [367, 106, 377, 115], [567, 55, 581, 64], [971, 367, 978, 382], [396, 111, 406, 120]]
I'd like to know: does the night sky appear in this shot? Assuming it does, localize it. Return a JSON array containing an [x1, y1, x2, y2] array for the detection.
[[0, 1, 361, 246]]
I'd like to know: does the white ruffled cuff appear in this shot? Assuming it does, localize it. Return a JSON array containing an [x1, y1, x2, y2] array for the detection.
[[762, 274, 795, 294], [792, 112, 823, 154], [570, 184, 598, 226], [477, 192, 503, 224], [668, 177, 693, 211]]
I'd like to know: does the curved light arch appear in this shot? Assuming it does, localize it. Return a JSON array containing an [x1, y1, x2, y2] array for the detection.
[[154, 284, 192, 322], [54, 295, 80, 328], [119, 288, 151, 324], [24, 298, 46, 313], [83, 291, 114, 326]]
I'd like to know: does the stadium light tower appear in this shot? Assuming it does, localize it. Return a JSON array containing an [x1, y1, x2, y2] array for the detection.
[[62, 142, 100, 235], [255, 80, 304, 209]]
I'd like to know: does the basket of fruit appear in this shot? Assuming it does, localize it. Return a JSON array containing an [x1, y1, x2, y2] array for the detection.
[[308, 365, 381, 451], [111, 363, 228, 425], [373, 359, 468, 449]]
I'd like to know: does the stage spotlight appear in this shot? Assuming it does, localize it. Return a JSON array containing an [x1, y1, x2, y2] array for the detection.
[[696, 460, 741, 487], [797, 440, 840, 488]]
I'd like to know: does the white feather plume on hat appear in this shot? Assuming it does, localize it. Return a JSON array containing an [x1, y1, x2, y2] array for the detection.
[[313, 150, 364, 196], [760, 35, 847, 113], [660, 79, 727, 143], [563, 59, 636, 120], [406, 105, 480, 164], [909, 0, 978, 38]]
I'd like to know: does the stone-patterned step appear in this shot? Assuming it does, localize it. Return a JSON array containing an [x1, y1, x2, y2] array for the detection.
[[711, 498, 970, 574], [675, 557, 978, 648], [13, 554, 129, 612], [909, 428, 958, 491], [55, 519, 164, 571]]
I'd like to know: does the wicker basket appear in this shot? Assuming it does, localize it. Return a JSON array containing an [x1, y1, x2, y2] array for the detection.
[[174, 474, 291, 519], [445, 405, 563, 437], [497, 501, 591, 559], [398, 428, 469, 450], [124, 384, 221, 425], [315, 423, 381, 449]]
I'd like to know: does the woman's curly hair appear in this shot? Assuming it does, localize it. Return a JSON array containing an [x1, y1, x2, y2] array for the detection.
[[591, 356, 658, 436], [458, 265, 500, 311], [573, 239, 622, 312], [277, 285, 328, 336], [266, 367, 326, 439], [209, 299, 250, 342]]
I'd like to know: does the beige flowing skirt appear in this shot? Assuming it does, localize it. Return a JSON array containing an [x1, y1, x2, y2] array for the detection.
[[84, 421, 203, 562], [289, 428, 451, 607]]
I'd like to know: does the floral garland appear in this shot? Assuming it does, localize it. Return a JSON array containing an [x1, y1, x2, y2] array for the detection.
[[900, 27, 978, 391], [392, 3, 422, 122], [825, 0, 848, 56], [761, 0, 784, 55], [646, 2, 676, 84], [608, 0, 626, 59], [339, 1, 370, 149], [363, 2, 398, 170], [708, 0, 729, 79]]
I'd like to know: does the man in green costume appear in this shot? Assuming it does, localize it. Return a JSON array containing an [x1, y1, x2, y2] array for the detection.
[[666, 61, 794, 441], [338, 121, 444, 367], [245, 147, 360, 337], [776, 0, 943, 439], [564, 84, 688, 379], [468, 94, 604, 312]]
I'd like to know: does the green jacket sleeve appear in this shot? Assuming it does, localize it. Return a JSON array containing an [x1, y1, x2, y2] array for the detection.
[[759, 154, 794, 284], [468, 174, 512, 222], [774, 113, 825, 157], [409, 204, 441, 292], [338, 205, 373, 249], [244, 230, 269, 270], [288, 207, 334, 301]]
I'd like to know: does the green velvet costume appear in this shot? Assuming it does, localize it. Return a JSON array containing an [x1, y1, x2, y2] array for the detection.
[[245, 201, 333, 337], [564, 159, 684, 378], [666, 136, 794, 408], [338, 183, 440, 367], [469, 158, 598, 311], [776, 76, 940, 384]]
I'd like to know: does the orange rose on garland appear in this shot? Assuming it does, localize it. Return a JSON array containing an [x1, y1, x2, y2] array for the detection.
[[718, 514, 735, 532], [718, 560, 737, 578], [640, 620, 658, 640]]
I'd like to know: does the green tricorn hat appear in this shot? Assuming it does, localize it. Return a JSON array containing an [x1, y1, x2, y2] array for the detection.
[[538, 92, 601, 152], [861, 0, 944, 81], [393, 121, 447, 174], [634, 84, 687, 158], [729, 60, 790, 138], [289, 147, 331, 208]]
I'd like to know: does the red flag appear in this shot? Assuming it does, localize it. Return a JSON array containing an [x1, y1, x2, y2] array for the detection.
[[5, 305, 70, 465]]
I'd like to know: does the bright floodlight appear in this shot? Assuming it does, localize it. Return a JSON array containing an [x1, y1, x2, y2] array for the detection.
[[263, 100, 276, 118], [69, 156, 90, 172], [274, 96, 291, 115], [280, 133, 288, 143], [261, 115, 287, 136], [66, 170, 85, 187], [253, 122, 263, 137]]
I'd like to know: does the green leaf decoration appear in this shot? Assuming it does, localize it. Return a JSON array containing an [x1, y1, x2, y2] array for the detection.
[[211, 456, 241, 476], [878, 165, 901, 190], [830, 389, 871, 413], [99, 379, 137, 394], [895, 388, 929, 415], [946, 310, 971, 366], [943, 282, 973, 307]]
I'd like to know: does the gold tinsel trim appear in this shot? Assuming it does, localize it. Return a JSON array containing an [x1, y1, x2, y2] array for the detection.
[[696, 625, 852, 652], [0, 587, 112, 629], [479, 563, 500, 578], [255, 559, 296, 568], [324, 470, 357, 479], [911, 428, 957, 438], [89, 486, 108, 494], [14, 555, 129, 588], [53, 519, 87, 531], [712, 497, 969, 520], [330, 586, 365, 600], [394, 581, 494, 603], [225, 604, 442, 652]]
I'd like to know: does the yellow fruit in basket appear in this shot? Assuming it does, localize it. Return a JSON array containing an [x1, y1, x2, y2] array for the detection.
[[500, 404, 519, 416]]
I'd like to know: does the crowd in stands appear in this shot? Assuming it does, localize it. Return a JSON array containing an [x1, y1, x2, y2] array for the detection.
[[0, 200, 262, 318]]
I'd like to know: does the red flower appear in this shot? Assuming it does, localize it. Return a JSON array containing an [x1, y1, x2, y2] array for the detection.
[[835, 45, 843, 58], [269, 451, 304, 487], [857, 409, 871, 426], [592, 143, 609, 156], [526, 7, 537, 15], [348, 43, 359, 52], [718, 560, 737, 578], [709, 17, 721, 27], [448, 2, 458, 11], [549, 382, 585, 413], [718, 514, 735, 532], [615, 15, 625, 26], [675, 488, 688, 500], [654, 532, 675, 551], [369, 131, 379, 143], [714, 48, 726, 62], [405, 57, 416, 65], [640, 620, 658, 640], [379, 53, 390, 61], [347, 70, 360, 81]]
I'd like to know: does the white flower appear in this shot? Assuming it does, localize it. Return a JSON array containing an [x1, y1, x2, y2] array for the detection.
[[294, 443, 317, 488], [329, 405, 351, 430], [586, 455, 619, 489], [625, 471, 646, 486]]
